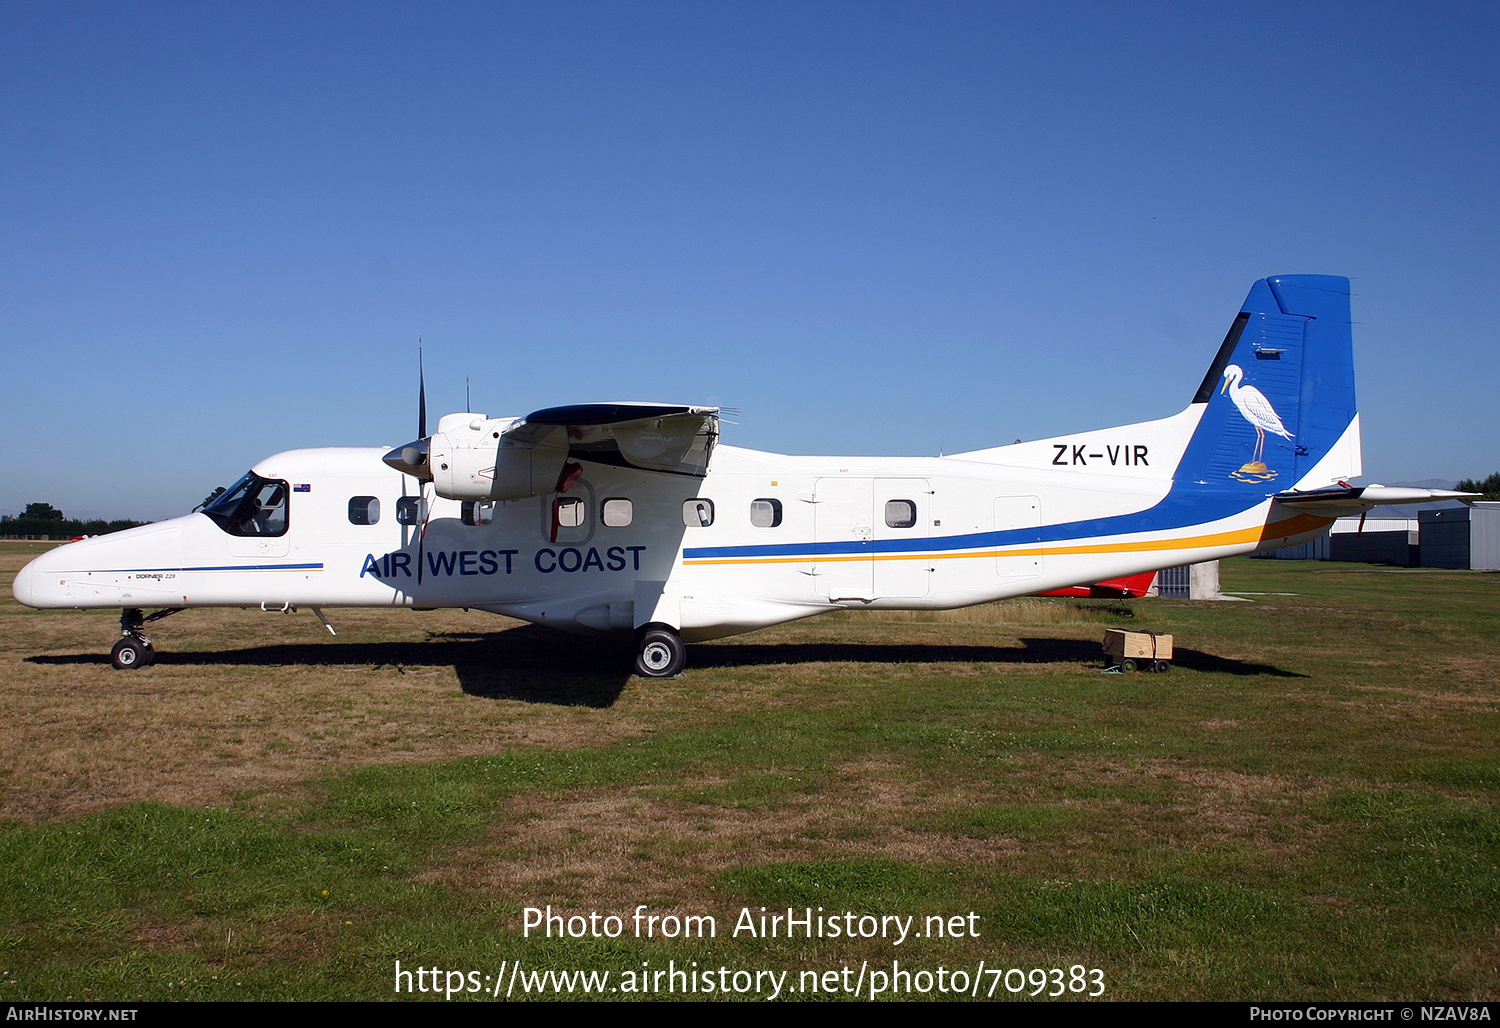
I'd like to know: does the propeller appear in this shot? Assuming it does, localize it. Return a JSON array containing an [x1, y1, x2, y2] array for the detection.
[[384, 344, 434, 480], [415, 344, 434, 584], [385, 344, 436, 584]]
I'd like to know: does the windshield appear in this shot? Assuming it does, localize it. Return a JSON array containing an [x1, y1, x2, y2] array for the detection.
[[201, 472, 289, 537]]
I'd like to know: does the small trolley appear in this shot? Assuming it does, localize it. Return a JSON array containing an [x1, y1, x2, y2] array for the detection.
[[1102, 629, 1173, 673]]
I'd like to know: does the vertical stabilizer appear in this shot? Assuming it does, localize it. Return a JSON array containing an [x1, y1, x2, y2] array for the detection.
[[1175, 275, 1358, 490]]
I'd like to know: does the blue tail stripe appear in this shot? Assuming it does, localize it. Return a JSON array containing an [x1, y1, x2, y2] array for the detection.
[[1171, 274, 1353, 486]]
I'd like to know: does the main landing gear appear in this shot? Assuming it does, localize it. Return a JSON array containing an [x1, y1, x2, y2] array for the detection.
[[633, 623, 686, 678], [110, 607, 183, 670]]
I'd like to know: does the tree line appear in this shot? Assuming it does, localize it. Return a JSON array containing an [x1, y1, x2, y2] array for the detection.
[[0, 503, 150, 540], [1455, 473, 1500, 501]]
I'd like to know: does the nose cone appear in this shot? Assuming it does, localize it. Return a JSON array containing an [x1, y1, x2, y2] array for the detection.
[[11, 556, 37, 607], [11, 544, 67, 608], [383, 437, 432, 479]]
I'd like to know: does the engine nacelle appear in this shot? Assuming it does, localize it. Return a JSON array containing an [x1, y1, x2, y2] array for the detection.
[[428, 416, 569, 501]]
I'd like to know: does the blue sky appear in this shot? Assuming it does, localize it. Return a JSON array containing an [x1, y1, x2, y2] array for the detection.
[[3, 1, 1496, 521]]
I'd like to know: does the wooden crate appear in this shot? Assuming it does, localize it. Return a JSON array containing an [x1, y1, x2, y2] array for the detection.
[[1102, 629, 1174, 661]]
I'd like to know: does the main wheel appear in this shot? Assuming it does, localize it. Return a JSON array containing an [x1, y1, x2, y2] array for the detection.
[[1154, 660, 1171, 673], [111, 637, 149, 670], [1120, 658, 1137, 673], [634, 626, 686, 678]]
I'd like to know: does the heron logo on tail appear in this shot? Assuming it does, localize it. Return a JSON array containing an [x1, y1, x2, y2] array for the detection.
[[1219, 363, 1294, 482]]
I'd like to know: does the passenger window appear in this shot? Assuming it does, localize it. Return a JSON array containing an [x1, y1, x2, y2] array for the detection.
[[602, 498, 633, 527], [750, 498, 782, 528], [396, 496, 426, 525], [683, 499, 714, 527], [348, 496, 380, 526], [885, 499, 917, 529], [555, 497, 585, 528]]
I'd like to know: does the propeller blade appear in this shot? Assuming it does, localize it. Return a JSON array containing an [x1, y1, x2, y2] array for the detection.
[[418, 341, 427, 441], [415, 483, 433, 585], [384, 344, 434, 481]]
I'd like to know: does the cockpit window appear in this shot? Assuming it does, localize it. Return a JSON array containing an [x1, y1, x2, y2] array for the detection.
[[202, 472, 290, 537]]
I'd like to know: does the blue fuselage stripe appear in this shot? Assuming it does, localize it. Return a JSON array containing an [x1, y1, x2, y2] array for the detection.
[[683, 487, 1266, 561], [76, 563, 325, 573]]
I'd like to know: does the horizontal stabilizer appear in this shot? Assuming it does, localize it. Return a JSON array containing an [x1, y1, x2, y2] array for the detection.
[[1273, 484, 1481, 515]]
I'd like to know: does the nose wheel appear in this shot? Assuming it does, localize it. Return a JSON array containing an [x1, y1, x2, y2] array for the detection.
[[111, 636, 155, 669], [634, 624, 686, 678]]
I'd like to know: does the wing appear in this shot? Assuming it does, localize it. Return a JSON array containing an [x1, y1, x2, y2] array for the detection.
[[512, 403, 720, 476], [386, 402, 721, 501]]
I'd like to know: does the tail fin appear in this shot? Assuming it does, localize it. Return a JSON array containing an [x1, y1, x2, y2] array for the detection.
[[1174, 275, 1361, 489]]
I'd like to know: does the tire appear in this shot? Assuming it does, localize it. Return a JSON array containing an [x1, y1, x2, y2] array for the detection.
[[1154, 660, 1170, 673], [1120, 658, 1137, 673], [634, 626, 686, 678], [111, 638, 148, 670]]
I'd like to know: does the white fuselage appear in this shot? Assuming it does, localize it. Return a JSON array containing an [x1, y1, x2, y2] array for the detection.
[[11, 415, 1338, 642]]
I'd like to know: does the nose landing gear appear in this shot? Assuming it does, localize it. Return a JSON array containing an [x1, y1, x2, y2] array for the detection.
[[110, 607, 183, 669]]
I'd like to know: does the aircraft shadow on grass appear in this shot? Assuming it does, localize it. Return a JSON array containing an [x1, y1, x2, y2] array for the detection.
[[690, 637, 1303, 678], [27, 625, 634, 708], [27, 627, 1303, 709]]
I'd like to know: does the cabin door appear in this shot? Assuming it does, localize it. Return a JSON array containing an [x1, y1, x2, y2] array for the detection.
[[812, 477, 932, 600], [812, 477, 874, 601]]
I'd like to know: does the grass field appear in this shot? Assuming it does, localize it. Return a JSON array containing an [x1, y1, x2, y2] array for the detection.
[[1, 538, 1497, 1001]]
